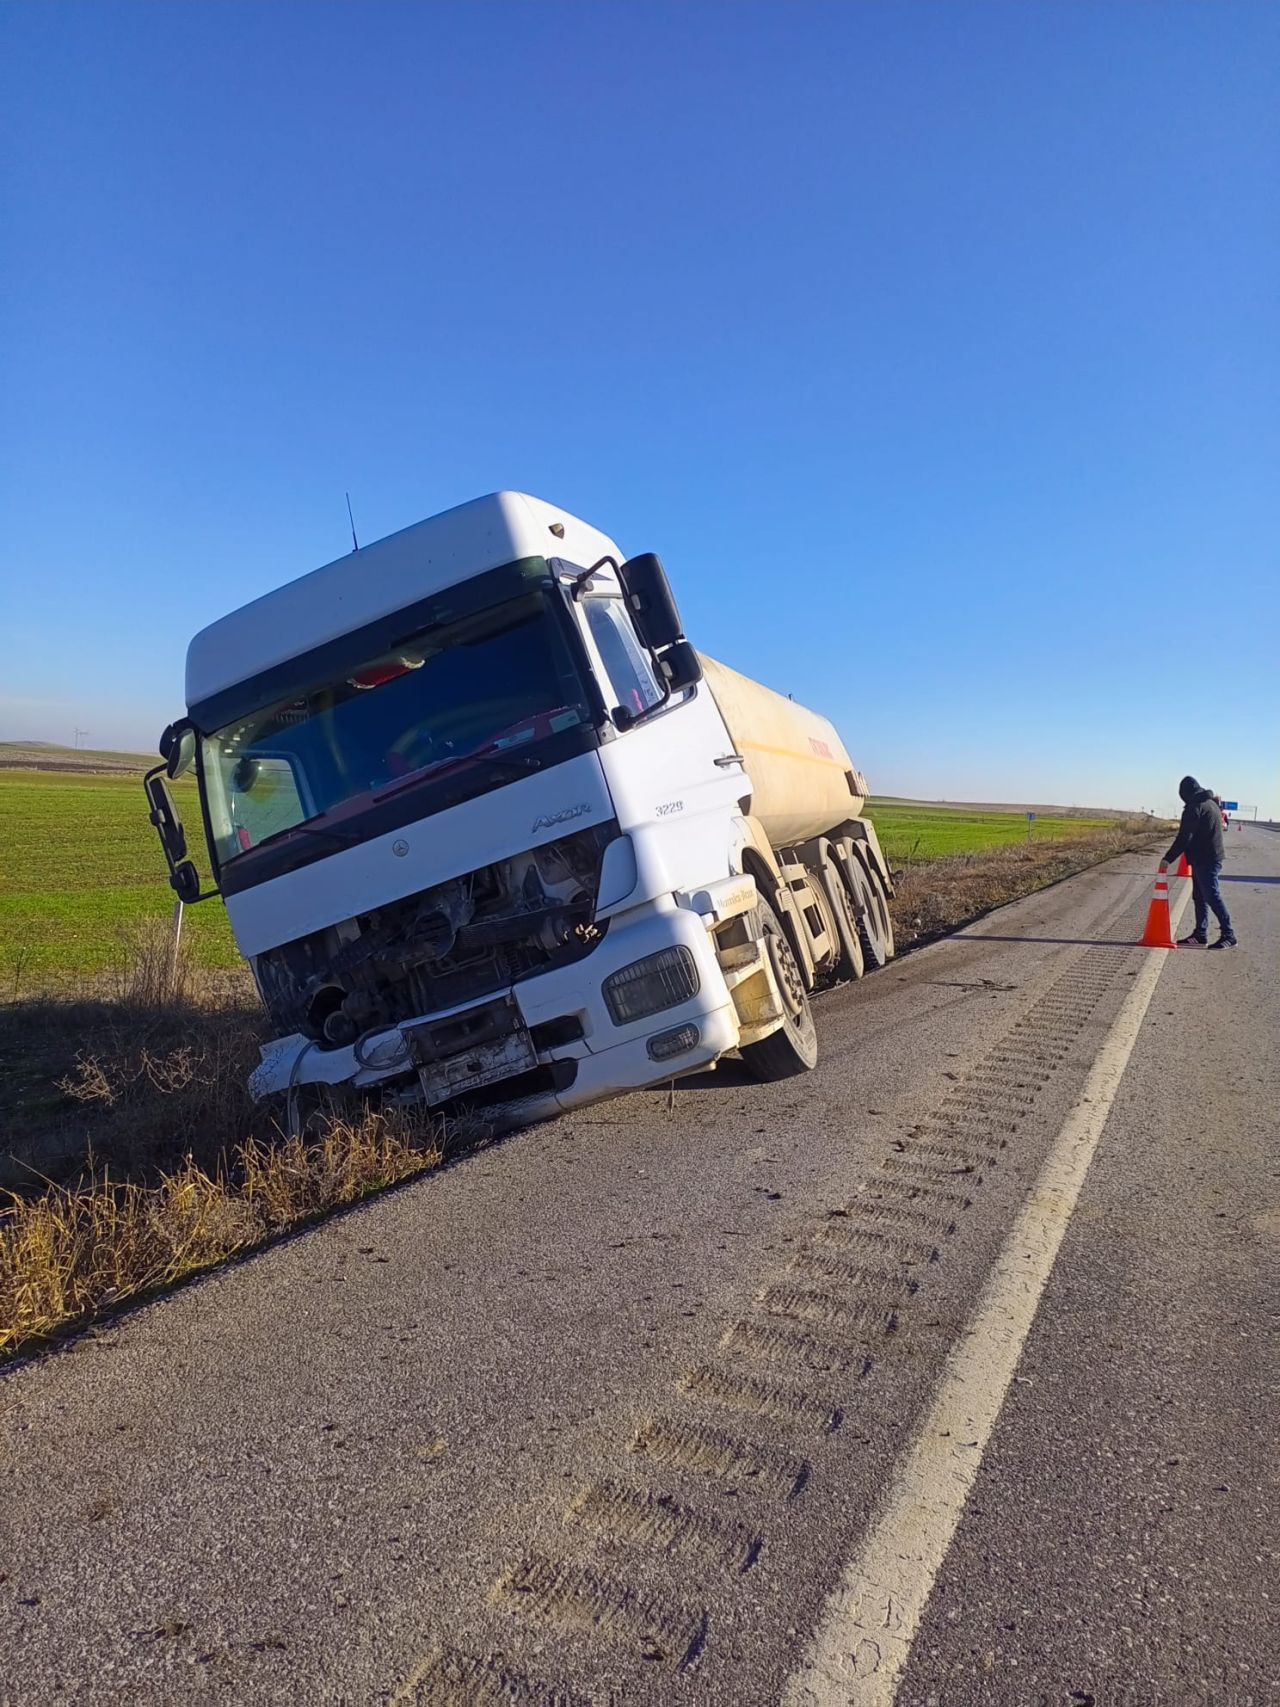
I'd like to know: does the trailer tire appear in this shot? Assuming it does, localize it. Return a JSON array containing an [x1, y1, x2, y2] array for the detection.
[[869, 864, 896, 961], [739, 897, 819, 1080], [821, 852, 865, 981], [847, 849, 893, 969]]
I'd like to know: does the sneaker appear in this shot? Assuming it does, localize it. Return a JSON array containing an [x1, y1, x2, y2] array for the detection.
[[1208, 935, 1238, 949], [1178, 933, 1207, 947]]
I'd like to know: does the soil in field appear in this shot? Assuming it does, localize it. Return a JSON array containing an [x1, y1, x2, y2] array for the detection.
[[0, 741, 152, 774]]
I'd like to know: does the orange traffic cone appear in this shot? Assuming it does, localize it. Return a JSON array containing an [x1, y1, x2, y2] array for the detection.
[[1140, 868, 1176, 948], [1176, 853, 1191, 878]]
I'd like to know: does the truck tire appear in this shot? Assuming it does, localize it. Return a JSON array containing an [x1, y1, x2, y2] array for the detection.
[[821, 852, 865, 981], [868, 864, 896, 961], [740, 896, 819, 1080], [847, 849, 893, 969]]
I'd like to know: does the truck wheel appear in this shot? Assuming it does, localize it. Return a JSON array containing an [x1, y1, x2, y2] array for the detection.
[[821, 854, 866, 981], [869, 865, 896, 961], [740, 897, 819, 1080], [847, 850, 893, 969]]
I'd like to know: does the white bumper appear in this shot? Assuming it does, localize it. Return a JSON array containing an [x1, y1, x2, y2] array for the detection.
[[248, 896, 741, 1119]]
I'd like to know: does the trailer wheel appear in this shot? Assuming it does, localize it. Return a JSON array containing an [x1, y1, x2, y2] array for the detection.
[[821, 853, 866, 981], [871, 865, 896, 960], [847, 850, 893, 969], [740, 897, 819, 1080]]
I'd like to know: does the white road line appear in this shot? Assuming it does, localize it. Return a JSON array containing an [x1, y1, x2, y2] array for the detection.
[[782, 887, 1191, 1707]]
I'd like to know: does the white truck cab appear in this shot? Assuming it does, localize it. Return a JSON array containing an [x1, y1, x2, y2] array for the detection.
[[146, 493, 894, 1123]]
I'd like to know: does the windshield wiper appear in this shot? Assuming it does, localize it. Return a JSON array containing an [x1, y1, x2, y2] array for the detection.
[[246, 819, 367, 857]]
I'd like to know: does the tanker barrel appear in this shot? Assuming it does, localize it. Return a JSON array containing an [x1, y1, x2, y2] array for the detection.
[[698, 654, 868, 847]]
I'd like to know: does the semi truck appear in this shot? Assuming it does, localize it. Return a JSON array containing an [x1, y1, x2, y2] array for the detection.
[[145, 493, 895, 1124]]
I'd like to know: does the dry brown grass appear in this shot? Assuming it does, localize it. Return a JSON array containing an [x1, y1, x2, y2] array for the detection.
[[0, 1110, 445, 1357], [0, 921, 456, 1358], [887, 820, 1164, 952], [2, 923, 266, 1190]]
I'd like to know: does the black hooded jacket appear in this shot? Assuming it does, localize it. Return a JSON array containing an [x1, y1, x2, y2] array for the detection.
[[1164, 777, 1224, 866]]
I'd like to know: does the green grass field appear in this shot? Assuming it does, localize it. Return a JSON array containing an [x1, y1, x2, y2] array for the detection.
[[0, 765, 1123, 986], [0, 770, 238, 984], [868, 800, 1114, 863]]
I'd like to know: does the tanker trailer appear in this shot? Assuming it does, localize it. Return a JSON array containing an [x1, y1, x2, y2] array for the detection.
[[143, 491, 895, 1119], [693, 654, 895, 1080]]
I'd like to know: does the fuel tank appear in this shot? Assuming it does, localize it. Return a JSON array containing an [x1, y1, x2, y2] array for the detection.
[[698, 654, 869, 847]]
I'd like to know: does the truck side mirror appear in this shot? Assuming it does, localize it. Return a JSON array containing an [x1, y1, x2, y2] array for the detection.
[[171, 860, 202, 904], [657, 639, 702, 693], [159, 720, 197, 780], [145, 769, 188, 867], [619, 553, 684, 652], [143, 767, 216, 903]]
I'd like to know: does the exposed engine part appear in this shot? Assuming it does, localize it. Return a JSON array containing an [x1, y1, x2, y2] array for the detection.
[[252, 821, 617, 1043]]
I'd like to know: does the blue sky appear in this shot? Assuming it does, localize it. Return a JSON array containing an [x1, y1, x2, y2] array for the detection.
[[3, 1, 1276, 816]]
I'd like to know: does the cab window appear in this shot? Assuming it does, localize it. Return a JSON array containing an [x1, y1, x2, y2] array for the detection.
[[584, 597, 664, 719]]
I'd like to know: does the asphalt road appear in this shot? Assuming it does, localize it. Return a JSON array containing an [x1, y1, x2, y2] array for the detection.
[[2, 827, 1276, 1707]]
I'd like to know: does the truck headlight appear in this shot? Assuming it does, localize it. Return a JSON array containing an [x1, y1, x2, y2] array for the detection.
[[603, 946, 700, 1026]]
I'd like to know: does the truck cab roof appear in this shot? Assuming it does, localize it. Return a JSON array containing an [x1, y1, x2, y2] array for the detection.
[[185, 491, 623, 716]]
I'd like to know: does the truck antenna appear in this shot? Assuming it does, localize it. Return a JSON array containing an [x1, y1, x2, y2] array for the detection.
[[345, 492, 359, 553]]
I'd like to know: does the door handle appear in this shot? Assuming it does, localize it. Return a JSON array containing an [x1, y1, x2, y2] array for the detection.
[[714, 753, 745, 768]]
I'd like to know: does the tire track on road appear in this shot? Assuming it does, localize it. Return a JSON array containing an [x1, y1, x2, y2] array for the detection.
[[783, 891, 1191, 1707], [395, 900, 1155, 1704]]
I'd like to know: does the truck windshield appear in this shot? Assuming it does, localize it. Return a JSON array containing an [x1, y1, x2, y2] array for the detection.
[[201, 589, 592, 868]]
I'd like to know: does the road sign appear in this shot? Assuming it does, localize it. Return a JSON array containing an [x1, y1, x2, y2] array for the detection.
[[1223, 800, 1239, 811], [1026, 812, 1036, 820]]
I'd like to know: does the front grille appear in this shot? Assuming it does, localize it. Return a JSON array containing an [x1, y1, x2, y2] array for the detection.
[[254, 820, 616, 1042]]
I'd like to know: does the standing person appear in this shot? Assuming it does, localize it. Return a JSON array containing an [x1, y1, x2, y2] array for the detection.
[[1162, 775, 1238, 948]]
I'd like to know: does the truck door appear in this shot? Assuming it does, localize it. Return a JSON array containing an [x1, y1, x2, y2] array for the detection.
[[581, 594, 745, 897]]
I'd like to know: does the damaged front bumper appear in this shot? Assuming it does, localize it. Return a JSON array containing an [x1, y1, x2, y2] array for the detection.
[[247, 897, 741, 1121]]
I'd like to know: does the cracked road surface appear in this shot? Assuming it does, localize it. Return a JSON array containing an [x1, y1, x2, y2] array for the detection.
[[3, 828, 1276, 1706]]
